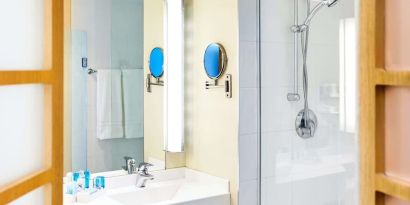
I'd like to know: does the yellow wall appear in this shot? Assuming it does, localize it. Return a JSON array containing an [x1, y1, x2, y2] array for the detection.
[[143, 0, 166, 163], [181, 0, 239, 204], [145, 0, 239, 203]]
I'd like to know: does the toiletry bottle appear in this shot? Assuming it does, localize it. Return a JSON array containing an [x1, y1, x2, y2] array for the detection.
[[94, 176, 105, 189], [84, 170, 91, 189], [65, 172, 73, 195], [65, 172, 78, 196]]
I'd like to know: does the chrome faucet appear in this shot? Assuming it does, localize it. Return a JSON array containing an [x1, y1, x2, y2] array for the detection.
[[136, 162, 154, 188], [123, 156, 137, 174]]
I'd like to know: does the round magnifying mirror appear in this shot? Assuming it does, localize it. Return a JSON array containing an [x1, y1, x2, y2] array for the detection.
[[149, 47, 164, 79], [203, 43, 227, 79]]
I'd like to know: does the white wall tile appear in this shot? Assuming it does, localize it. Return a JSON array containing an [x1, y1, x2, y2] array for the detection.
[[238, 0, 258, 42], [239, 133, 258, 181], [261, 131, 293, 178], [261, 177, 291, 205], [261, 86, 300, 132], [239, 88, 258, 135], [239, 179, 258, 205], [260, 0, 293, 43], [260, 42, 294, 88], [239, 41, 258, 88]]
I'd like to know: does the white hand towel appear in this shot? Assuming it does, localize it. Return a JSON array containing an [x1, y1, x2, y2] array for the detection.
[[122, 69, 144, 139], [96, 69, 124, 140]]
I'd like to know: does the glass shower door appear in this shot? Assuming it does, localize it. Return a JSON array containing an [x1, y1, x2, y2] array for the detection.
[[259, 0, 359, 204]]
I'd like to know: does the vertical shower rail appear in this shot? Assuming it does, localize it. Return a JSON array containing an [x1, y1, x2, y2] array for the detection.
[[288, 0, 300, 101]]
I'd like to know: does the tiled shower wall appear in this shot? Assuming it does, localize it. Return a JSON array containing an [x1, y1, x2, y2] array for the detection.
[[238, 0, 358, 204]]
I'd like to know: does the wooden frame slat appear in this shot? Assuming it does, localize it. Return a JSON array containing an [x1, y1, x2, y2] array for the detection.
[[359, 0, 377, 203], [50, 0, 64, 204], [374, 69, 410, 86], [0, 71, 53, 85], [376, 174, 410, 202], [0, 0, 64, 204], [0, 169, 52, 204]]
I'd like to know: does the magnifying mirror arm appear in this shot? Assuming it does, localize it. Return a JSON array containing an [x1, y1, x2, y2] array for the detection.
[[204, 74, 232, 98], [205, 79, 224, 88], [146, 74, 164, 93]]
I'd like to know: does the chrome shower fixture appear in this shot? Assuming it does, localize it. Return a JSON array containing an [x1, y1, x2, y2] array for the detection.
[[290, 0, 339, 139], [295, 109, 317, 139], [292, 0, 340, 33], [302, 0, 340, 27]]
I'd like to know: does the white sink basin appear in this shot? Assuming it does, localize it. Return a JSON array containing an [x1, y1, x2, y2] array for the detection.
[[66, 168, 230, 205], [108, 183, 180, 204]]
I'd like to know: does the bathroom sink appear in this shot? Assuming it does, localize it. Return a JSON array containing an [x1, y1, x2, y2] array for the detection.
[[67, 168, 230, 205], [108, 183, 181, 205]]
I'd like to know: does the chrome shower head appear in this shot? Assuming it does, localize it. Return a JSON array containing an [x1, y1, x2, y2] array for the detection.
[[302, 0, 340, 26], [325, 0, 339, 7]]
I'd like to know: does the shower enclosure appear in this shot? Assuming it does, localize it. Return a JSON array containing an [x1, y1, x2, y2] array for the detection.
[[258, 0, 359, 204]]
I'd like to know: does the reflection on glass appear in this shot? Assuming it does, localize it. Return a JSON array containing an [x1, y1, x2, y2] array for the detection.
[[70, 0, 145, 173], [149, 47, 164, 78], [339, 18, 357, 133]]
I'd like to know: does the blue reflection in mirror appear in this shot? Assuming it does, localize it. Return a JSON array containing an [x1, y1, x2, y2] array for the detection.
[[149, 47, 164, 78], [204, 43, 225, 79]]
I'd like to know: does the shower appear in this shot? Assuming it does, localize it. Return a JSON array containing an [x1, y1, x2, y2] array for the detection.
[[289, 0, 340, 139]]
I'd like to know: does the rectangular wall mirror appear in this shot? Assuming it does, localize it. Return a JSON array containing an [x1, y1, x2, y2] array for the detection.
[[66, 0, 166, 175]]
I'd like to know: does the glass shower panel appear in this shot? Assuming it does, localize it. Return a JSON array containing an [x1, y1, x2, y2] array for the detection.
[[0, 85, 45, 187], [9, 185, 47, 205], [0, 0, 46, 70], [260, 0, 358, 204]]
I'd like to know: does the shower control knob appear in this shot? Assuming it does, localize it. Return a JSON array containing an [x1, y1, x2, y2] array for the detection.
[[287, 93, 300, 101], [295, 109, 318, 139]]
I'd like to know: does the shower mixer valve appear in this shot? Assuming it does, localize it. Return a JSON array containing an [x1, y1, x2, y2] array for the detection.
[[295, 109, 318, 139], [289, 0, 338, 138]]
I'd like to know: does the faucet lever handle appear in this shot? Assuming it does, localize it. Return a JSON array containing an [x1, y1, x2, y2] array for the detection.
[[138, 162, 153, 173]]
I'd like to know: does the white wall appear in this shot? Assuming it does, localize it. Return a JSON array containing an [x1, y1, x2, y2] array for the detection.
[[71, 0, 144, 172], [238, 0, 358, 204]]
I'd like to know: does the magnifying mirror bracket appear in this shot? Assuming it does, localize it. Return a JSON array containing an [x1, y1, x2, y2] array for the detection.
[[205, 74, 232, 98], [146, 74, 164, 93]]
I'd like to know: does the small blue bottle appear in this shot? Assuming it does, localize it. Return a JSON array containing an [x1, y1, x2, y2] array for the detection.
[[84, 170, 91, 189], [94, 176, 105, 189]]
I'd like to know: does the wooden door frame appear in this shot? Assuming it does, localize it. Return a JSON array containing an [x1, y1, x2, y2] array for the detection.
[[360, 0, 410, 204], [0, 0, 65, 204]]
